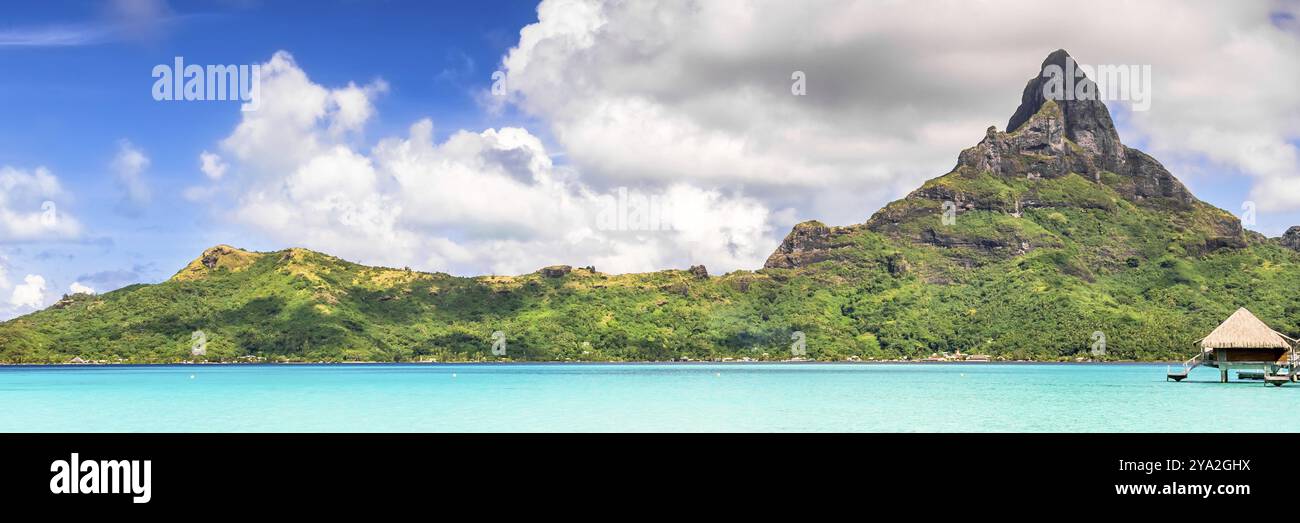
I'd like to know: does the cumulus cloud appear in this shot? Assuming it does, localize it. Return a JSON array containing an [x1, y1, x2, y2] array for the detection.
[[0, 254, 37, 320], [196, 2, 1298, 274], [199, 151, 227, 180], [0, 166, 82, 242], [202, 51, 779, 275], [219, 51, 387, 175], [10, 274, 47, 310], [499, 0, 1300, 224], [328, 80, 389, 137], [69, 281, 96, 295], [111, 139, 151, 207]]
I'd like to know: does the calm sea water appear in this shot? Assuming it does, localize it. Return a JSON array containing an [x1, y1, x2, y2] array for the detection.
[[1, 363, 1295, 432]]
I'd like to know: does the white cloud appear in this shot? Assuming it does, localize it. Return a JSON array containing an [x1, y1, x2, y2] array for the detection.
[[219, 51, 386, 176], [328, 80, 389, 137], [202, 51, 778, 275], [10, 274, 46, 310], [0, 166, 82, 242], [69, 282, 95, 295], [500, 0, 1300, 223], [199, 151, 227, 180], [111, 139, 151, 206], [198, 2, 1299, 275]]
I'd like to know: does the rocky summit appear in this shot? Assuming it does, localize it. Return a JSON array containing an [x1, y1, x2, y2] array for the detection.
[[772, 49, 1247, 270], [4, 50, 1300, 364]]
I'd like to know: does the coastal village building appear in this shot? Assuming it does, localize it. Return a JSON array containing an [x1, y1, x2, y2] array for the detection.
[[1169, 308, 1298, 385]]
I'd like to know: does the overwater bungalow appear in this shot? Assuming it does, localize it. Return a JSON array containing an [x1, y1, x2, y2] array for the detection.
[[1168, 308, 1299, 385]]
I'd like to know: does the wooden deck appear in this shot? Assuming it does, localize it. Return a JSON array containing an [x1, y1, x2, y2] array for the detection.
[[1167, 348, 1300, 385]]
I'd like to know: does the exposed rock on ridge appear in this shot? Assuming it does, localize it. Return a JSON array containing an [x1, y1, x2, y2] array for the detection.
[[764, 221, 864, 269], [768, 49, 1248, 269]]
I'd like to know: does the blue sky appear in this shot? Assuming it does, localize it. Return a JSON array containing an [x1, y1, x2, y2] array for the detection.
[[0, 0, 546, 314], [1, 0, 1296, 320]]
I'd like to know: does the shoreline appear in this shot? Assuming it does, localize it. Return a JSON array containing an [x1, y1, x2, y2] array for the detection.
[[0, 360, 1181, 367]]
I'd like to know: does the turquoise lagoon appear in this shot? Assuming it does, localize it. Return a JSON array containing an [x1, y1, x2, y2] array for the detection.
[[0, 363, 1294, 432]]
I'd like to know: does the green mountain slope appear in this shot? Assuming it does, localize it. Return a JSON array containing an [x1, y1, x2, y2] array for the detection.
[[5, 50, 1300, 363]]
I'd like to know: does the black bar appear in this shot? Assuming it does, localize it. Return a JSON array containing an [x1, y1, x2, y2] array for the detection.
[[0, 433, 1281, 514]]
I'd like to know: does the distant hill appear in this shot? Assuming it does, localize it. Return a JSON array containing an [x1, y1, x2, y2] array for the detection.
[[5, 50, 1300, 363]]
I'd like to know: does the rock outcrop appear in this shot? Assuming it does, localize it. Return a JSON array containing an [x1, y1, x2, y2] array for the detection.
[[764, 221, 863, 269], [1280, 227, 1300, 252], [1006, 49, 1126, 171], [885, 253, 910, 276], [540, 265, 572, 278], [172, 245, 264, 281]]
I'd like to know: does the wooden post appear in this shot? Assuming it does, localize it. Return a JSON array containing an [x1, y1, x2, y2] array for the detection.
[[1220, 368, 1229, 383]]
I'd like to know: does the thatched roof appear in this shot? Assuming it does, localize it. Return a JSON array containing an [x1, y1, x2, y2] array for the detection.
[[1198, 308, 1296, 350]]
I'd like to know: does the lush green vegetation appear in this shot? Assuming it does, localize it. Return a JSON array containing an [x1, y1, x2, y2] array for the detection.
[[3, 193, 1298, 364], [4, 97, 1296, 364]]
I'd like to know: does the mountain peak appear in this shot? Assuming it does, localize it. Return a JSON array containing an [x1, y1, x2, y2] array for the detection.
[[781, 49, 1244, 270], [171, 245, 264, 281], [1005, 49, 1124, 166]]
